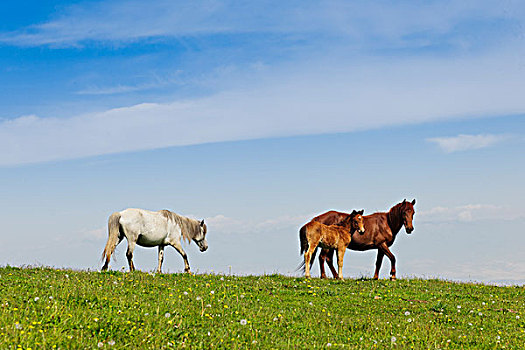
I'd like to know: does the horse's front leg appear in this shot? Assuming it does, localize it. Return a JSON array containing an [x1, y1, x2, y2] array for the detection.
[[379, 243, 396, 280], [171, 243, 191, 273], [373, 250, 385, 280], [157, 245, 165, 273], [336, 246, 346, 281]]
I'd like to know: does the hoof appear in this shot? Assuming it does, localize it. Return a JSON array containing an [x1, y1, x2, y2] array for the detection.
[[390, 276, 396, 281], [338, 277, 345, 281], [320, 274, 327, 279], [373, 276, 379, 280]]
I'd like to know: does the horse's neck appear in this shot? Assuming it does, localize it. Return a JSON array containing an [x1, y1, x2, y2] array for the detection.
[[387, 206, 404, 235]]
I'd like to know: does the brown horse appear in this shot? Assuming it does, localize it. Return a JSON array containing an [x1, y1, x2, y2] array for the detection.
[[300, 210, 365, 280], [302, 199, 416, 280]]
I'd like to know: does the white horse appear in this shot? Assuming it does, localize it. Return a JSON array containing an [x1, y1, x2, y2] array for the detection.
[[101, 208, 208, 273]]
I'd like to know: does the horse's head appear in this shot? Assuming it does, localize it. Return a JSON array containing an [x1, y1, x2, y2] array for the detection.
[[349, 209, 365, 234], [194, 219, 208, 252], [401, 199, 416, 234]]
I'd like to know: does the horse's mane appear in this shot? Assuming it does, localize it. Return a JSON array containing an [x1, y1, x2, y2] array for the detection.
[[387, 201, 409, 231], [159, 210, 200, 243]]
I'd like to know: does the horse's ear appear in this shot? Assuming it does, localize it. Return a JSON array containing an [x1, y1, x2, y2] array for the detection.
[[351, 210, 357, 215], [411, 199, 416, 205], [200, 219, 205, 226], [358, 209, 364, 215], [403, 199, 407, 203]]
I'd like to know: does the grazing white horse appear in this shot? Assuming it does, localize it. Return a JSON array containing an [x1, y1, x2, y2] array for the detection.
[[101, 208, 208, 273]]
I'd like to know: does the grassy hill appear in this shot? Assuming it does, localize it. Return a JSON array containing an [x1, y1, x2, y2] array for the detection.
[[1, 266, 523, 349]]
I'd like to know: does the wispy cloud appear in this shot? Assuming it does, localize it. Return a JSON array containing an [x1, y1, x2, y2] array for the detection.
[[427, 133, 510, 153], [75, 71, 183, 95], [0, 1, 522, 48], [2, 50, 525, 166]]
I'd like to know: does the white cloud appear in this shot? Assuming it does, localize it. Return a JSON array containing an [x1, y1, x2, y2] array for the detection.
[[408, 258, 525, 284], [80, 228, 106, 241], [205, 213, 311, 236], [2, 50, 525, 166], [418, 204, 525, 223], [427, 133, 510, 153]]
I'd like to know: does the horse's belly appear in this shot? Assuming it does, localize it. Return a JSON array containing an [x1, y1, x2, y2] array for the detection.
[[318, 238, 337, 249], [136, 234, 166, 247]]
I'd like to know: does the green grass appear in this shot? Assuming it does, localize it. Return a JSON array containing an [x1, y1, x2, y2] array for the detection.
[[1, 266, 524, 349]]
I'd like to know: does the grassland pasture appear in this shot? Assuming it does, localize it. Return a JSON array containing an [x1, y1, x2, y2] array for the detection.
[[1, 267, 524, 348]]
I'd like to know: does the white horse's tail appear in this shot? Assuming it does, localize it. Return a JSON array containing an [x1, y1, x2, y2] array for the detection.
[[101, 212, 121, 271]]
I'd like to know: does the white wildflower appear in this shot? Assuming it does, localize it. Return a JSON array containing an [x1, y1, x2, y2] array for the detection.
[[165, 312, 171, 318], [240, 319, 247, 325]]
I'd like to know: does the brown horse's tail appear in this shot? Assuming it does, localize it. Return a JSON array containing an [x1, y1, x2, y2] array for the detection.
[[296, 224, 318, 273], [299, 224, 308, 255], [101, 212, 121, 271]]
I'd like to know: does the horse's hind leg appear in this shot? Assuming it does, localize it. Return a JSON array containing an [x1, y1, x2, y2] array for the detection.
[[126, 241, 136, 272], [373, 250, 385, 280], [319, 249, 328, 279], [304, 238, 320, 278], [304, 247, 316, 279], [157, 245, 165, 273], [170, 243, 191, 273], [379, 243, 396, 280], [325, 249, 339, 279]]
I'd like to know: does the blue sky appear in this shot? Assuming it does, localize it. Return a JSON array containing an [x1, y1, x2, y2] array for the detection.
[[1, 1, 524, 283]]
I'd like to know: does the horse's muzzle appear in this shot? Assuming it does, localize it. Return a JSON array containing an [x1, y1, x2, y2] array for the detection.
[[406, 227, 414, 234]]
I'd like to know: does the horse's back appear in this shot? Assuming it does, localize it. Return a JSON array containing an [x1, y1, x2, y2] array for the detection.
[[348, 212, 390, 250], [118, 208, 172, 246], [312, 210, 349, 225], [363, 212, 388, 231], [305, 221, 347, 248]]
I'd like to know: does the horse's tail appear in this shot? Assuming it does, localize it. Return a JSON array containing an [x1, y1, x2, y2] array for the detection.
[[296, 224, 318, 273], [299, 224, 308, 255], [101, 212, 121, 271]]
